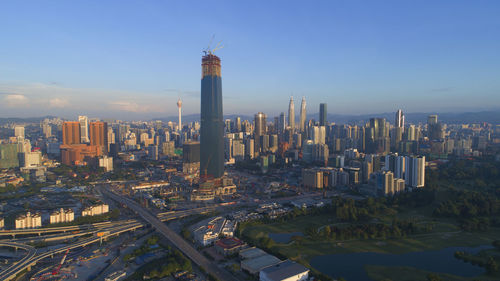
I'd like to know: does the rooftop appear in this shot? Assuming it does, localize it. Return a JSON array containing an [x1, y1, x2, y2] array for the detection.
[[260, 260, 309, 280]]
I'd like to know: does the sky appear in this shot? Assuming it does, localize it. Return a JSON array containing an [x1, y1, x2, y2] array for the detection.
[[1, 0, 499, 120]]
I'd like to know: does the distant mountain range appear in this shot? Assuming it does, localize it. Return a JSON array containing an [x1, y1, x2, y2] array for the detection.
[[159, 110, 500, 125], [1, 110, 499, 125]]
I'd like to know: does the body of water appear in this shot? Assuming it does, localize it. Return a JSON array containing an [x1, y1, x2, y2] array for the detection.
[[310, 245, 492, 281], [269, 232, 303, 243]]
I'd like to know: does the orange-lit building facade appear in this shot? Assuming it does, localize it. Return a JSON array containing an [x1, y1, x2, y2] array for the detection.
[[60, 121, 108, 165], [89, 121, 108, 154], [62, 122, 81, 145]]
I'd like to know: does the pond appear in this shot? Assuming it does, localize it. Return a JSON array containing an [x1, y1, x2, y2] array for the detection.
[[310, 245, 492, 281], [269, 232, 303, 243]]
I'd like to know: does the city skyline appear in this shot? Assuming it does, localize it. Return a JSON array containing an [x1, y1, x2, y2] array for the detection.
[[1, 1, 500, 119]]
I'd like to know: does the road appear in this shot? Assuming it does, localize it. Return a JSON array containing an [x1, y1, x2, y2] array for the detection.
[[102, 187, 237, 281], [0, 242, 36, 281]]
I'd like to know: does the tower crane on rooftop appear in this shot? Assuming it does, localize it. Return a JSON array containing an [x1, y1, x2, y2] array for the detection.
[[203, 35, 224, 55]]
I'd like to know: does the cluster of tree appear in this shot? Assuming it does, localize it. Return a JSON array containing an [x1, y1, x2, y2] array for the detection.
[[331, 197, 395, 222], [126, 249, 192, 280], [454, 251, 499, 274], [433, 191, 499, 218], [459, 217, 492, 232], [123, 235, 161, 262], [388, 188, 436, 208], [311, 219, 427, 241]]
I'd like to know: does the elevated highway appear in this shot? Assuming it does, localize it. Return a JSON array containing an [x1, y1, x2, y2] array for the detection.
[[102, 188, 237, 281]]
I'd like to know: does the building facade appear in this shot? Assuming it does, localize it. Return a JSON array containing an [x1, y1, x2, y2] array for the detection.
[[200, 53, 224, 179]]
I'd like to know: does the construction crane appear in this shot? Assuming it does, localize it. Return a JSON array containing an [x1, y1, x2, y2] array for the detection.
[[34, 249, 70, 281], [52, 249, 70, 275], [203, 35, 224, 55]]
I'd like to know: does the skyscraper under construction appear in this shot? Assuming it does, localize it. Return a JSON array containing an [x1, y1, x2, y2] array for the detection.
[[200, 53, 224, 179]]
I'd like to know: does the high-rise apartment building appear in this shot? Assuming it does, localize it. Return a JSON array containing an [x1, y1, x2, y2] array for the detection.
[[78, 116, 90, 143], [89, 121, 108, 155], [405, 156, 425, 188], [319, 103, 327, 126], [299, 97, 307, 132], [62, 122, 81, 145], [288, 97, 295, 131], [200, 53, 224, 179]]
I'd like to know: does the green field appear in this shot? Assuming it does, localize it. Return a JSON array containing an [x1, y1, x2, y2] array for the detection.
[[240, 213, 500, 280]]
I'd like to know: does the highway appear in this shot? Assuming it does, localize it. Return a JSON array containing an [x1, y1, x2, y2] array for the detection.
[[0, 205, 226, 280], [0, 220, 123, 238], [102, 188, 238, 281], [0, 222, 143, 281], [0, 242, 36, 281]]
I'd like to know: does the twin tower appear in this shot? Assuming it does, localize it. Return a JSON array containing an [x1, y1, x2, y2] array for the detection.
[[200, 53, 224, 179]]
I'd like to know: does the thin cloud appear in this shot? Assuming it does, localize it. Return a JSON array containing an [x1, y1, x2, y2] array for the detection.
[[49, 98, 69, 108], [4, 94, 29, 107]]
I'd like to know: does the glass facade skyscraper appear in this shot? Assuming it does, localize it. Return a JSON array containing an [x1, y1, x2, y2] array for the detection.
[[200, 54, 224, 178], [319, 103, 327, 126]]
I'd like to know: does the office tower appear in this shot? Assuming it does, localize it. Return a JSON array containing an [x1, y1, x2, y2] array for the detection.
[[405, 156, 425, 188], [288, 97, 295, 131], [279, 112, 286, 134], [254, 112, 267, 136], [177, 98, 182, 132], [14, 126, 25, 140], [89, 121, 108, 154], [200, 53, 224, 178], [311, 126, 326, 144], [254, 112, 267, 154], [235, 117, 241, 132], [319, 103, 327, 126], [62, 122, 81, 145], [78, 116, 90, 143], [299, 97, 307, 132], [427, 114, 443, 140], [428, 115, 438, 125], [395, 109, 405, 130]]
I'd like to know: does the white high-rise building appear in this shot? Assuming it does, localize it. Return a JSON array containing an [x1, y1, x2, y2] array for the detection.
[[14, 126, 25, 140], [288, 96, 295, 132], [78, 116, 89, 143], [299, 97, 307, 133], [50, 208, 75, 224], [15, 212, 42, 229], [405, 156, 425, 188]]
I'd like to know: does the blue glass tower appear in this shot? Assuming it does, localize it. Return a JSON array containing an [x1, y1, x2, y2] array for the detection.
[[200, 54, 224, 178]]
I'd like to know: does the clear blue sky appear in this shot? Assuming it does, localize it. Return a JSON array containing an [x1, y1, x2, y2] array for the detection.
[[1, 0, 499, 120]]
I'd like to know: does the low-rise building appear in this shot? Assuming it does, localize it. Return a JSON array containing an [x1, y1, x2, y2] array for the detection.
[[215, 237, 246, 256], [192, 216, 226, 246], [259, 260, 309, 281], [241, 253, 281, 275], [15, 211, 42, 229], [82, 204, 109, 216], [50, 208, 75, 224]]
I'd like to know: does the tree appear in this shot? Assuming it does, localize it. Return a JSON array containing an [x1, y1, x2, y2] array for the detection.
[[427, 273, 443, 281]]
